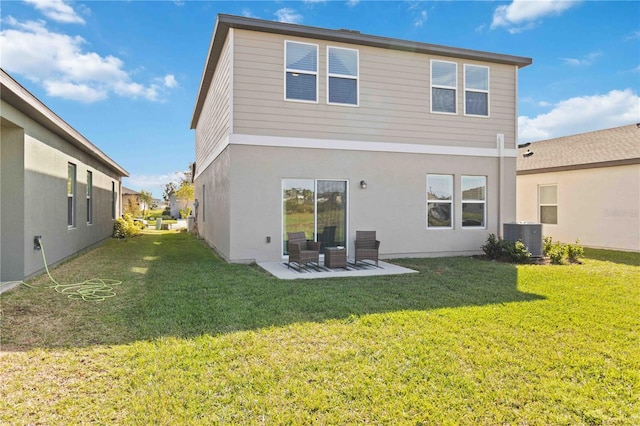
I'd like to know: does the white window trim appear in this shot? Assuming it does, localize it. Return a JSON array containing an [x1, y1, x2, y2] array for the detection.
[[86, 170, 93, 224], [326, 46, 359, 107], [68, 163, 76, 229], [426, 174, 454, 230], [430, 59, 458, 115], [461, 175, 487, 229], [539, 184, 558, 225], [284, 40, 319, 104], [463, 64, 490, 118]]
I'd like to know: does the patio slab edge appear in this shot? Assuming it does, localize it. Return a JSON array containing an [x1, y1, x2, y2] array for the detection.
[[258, 260, 418, 280]]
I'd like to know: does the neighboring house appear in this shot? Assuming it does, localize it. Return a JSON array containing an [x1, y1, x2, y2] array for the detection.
[[122, 186, 142, 214], [517, 124, 640, 252], [0, 69, 128, 282], [190, 14, 532, 263]]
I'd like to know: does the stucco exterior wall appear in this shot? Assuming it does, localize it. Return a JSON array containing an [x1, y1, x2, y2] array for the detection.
[[516, 164, 640, 252], [232, 29, 519, 150], [223, 144, 512, 262], [1, 100, 123, 281], [194, 147, 231, 260]]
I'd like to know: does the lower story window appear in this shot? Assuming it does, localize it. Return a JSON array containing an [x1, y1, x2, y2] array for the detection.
[[539, 184, 557, 224], [427, 174, 453, 228], [462, 175, 486, 228]]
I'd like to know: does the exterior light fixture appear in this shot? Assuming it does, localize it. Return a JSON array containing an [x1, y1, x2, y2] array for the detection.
[[360, 180, 367, 189]]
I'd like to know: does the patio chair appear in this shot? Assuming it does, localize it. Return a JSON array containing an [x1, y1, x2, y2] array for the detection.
[[354, 230, 380, 267], [287, 232, 321, 271], [318, 225, 336, 253]]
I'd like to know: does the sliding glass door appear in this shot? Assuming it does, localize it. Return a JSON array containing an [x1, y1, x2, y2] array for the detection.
[[282, 179, 347, 256]]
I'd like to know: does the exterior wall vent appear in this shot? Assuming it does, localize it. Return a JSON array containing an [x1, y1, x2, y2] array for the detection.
[[503, 223, 543, 257]]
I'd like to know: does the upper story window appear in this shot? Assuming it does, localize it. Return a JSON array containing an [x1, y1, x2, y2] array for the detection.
[[327, 46, 359, 106], [464, 64, 489, 117], [427, 174, 453, 229], [431, 60, 457, 114], [285, 41, 318, 102]]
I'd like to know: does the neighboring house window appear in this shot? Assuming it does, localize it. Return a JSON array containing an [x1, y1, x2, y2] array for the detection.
[[431, 60, 457, 114], [327, 46, 358, 106], [427, 174, 453, 228], [112, 182, 117, 219], [285, 41, 318, 102], [67, 163, 76, 227], [86, 171, 93, 224], [464, 64, 489, 116], [462, 176, 486, 228], [202, 184, 206, 223], [539, 185, 558, 224]]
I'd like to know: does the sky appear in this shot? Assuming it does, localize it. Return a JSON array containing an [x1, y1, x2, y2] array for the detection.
[[1, 0, 639, 199]]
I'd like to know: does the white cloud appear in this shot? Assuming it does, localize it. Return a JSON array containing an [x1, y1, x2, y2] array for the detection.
[[125, 172, 186, 198], [24, 0, 86, 24], [414, 10, 428, 28], [275, 8, 303, 24], [491, 0, 579, 33], [562, 51, 602, 67], [242, 8, 257, 18], [0, 17, 175, 103], [346, 0, 360, 7], [518, 89, 640, 143], [162, 74, 177, 88]]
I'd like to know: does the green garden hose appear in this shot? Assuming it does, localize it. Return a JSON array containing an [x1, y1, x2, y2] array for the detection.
[[21, 238, 122, 302]]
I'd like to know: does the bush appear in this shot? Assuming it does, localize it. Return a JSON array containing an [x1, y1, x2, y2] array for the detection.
[[113, 214, 143, 239], [482, 234, 531, 263], [543, 236, 584, 264]]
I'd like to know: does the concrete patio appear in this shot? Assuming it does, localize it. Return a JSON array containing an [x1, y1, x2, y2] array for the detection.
[[258, 259, 418, 280]]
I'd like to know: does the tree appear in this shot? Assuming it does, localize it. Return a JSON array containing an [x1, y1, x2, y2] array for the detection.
[[162, 182, 177, 203], [175, 180, 194, 218], [138, 190, 153, 217]]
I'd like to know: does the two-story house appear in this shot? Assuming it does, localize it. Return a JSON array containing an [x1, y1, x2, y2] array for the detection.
[[190, 14, 532, 263]]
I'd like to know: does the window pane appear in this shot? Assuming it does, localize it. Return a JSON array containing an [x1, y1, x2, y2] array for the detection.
[[465, 91, 488, 116], [329, 47, 357, 76], [463, 203, 485, 227], [540, 206, 558, 224], [462, 176, 485, 200], [432, 61, 456, 87], [432, 88, 455, 113], [427, 175, 453, 200], [286, 72, 316, 101], [286, 42, 317, 71], [428, 203, 451, 227], [283, 179, 315, 255], [317, 180, 347, 251], [465, 65, 488, 91], [67, 164, 75, 195], [540, 185, 557, 204], [328, 77, 357, 105], [68, 197, 73, 226]]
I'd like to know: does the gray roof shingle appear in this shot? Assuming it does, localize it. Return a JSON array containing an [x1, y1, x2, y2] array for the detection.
[[517, 123, 640, 174]]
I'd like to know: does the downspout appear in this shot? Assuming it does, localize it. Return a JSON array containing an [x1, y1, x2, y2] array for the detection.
[[497, 133, 505, 238]]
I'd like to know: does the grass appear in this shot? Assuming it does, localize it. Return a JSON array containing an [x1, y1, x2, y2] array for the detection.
[[1, 230, 638, 425]]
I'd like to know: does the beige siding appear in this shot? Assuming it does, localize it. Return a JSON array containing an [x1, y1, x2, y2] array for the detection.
[[232, 29, 518, 150], [195, 33, 232, 175]]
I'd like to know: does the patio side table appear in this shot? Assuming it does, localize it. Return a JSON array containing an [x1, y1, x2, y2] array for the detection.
[[325, 247, 347, 269]]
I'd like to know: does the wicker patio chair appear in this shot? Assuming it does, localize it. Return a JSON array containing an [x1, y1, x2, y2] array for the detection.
[[287, 232, 321, 271], [354, 230, 380, 267]]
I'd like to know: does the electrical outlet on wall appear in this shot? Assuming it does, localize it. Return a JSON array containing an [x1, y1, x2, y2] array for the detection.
[[34, 236, 42, 250]]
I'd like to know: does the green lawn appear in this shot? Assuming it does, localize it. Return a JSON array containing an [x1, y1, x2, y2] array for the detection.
[[1, 231, 638, 425]]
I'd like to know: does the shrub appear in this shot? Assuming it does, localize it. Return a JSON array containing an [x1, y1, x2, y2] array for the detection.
[[179, 207, 192, 219], [543, 236, 584, 264], [113, 214, 143, 239], [482, 234, 531, 263]]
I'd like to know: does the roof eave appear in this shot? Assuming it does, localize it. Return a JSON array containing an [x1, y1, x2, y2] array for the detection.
[[1, 69, 129, 177]]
